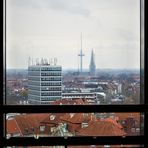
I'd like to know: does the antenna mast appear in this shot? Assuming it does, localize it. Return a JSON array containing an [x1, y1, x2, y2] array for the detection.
[[78, 33, 85, 73]]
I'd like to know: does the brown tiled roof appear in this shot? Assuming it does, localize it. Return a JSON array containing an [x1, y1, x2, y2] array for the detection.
[[77, 120, 126, 136], [57, 113, 94, 133], [68, 146, 102, 148], [51, 98, 87, 105], [103, 118, 123, 129], [61, 113, 91, 124], [115, 113, 140, 122], [16, 145, 141, 148], [40, 113, 66, 124], [75, 98, 88, 105], [6, 119, 21, 135], [15, 114, 50, 135], [68, 145, 140, 148]]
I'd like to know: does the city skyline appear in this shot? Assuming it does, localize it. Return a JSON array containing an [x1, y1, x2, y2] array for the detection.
[[6, 0, 140, 69]]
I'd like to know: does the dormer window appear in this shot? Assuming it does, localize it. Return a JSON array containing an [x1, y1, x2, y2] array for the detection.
[[70, 113, 75, 118], [50, 115, 56, 120], [136, 128, 140, 132], [51, 127, 55, 133], [40, 125, 45, 132], [81, 122, 88, 128]]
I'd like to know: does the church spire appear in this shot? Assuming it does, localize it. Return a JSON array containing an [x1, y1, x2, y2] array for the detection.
[[89, 49, 96, 76]]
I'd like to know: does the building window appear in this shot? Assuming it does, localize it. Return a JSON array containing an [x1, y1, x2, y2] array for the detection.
[[40, 126, 45, 132], [50, 115, 56, 120]]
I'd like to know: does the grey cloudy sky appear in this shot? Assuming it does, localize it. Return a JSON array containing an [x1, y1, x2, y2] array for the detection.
[[6, 0, 140, 69]]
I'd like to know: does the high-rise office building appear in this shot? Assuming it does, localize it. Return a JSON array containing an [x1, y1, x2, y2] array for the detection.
[[28, 58, 62, 104], [89, 50, 96, 76]]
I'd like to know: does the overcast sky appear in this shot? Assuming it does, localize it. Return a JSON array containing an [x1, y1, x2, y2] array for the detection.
[[6, 0, 140, 69]]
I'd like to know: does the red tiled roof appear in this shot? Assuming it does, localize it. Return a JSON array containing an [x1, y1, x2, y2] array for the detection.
[[60, 113, 97, 133], [61, 113, 91, 124], [115, 113, 140, 122], [6, 119, 21, 135], [16, 145, 141, 148], [77, 120, 126, 136], [15, 114, 50, 135], [103, 118, 123, 129], [68, 145, 140, 148], [51, 98, 87, 105], [40, 113, 66, 124]]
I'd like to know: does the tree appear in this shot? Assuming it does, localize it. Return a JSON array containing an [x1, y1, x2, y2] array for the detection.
[[20, 89, 28, 99]]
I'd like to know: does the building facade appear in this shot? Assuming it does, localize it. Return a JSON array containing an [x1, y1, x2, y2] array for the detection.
[[28, 62, 62, 104]]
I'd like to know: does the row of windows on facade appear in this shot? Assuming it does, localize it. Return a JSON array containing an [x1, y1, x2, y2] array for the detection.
[[41, 92, 62, 96], [41, 67, 62, 71], [41, 77, 62, 81], [28, 96, 61, 101], [29, 91, 62, 96], [41, 83, 62, 86], [28, 72, 61, 76], [28, 86, 62, 91], [41, 97, 61, 101], [28, 82, 62, 86], [28, 67, 62, 71], [28, 76, 62, 81], [41, 73, 61, 76]]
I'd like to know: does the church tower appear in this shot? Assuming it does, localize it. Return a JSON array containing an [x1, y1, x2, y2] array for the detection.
[[89, 50, 96, 76]]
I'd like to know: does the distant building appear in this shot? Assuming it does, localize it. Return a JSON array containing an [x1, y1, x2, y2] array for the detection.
[[62, 92, 106, 104], [118, 83, 122, 94], [28, 58, 62, 104], [89, 50, 96, 76]]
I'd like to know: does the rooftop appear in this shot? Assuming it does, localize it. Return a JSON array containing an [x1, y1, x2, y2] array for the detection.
[[6, 119, 21, 135], [77, 120, 126, 136]]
